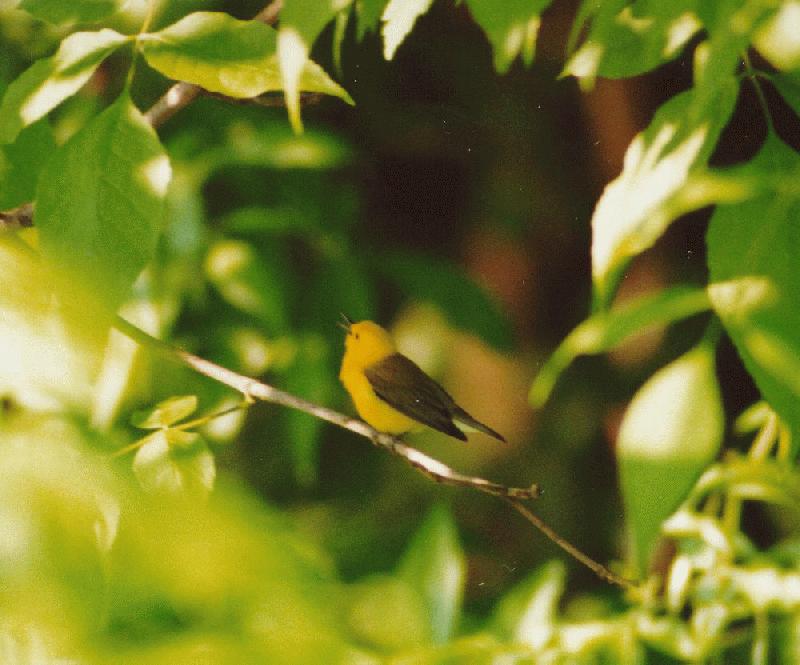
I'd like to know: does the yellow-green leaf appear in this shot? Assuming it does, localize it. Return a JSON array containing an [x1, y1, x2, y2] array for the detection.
[[466, 0, 551, 73], [590, 83, 737, 307], [617, 341, 724, 575], [35, 94, 171, 317], [131, 395, 198, 429], [133, 429, 216, 496], [0, 29, 130, 144]]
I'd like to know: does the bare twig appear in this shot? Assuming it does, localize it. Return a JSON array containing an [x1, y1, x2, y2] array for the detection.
[[113, 315, 540, 501], [115, 315, 639, 589], [505, 499, 635, 589], [143, 81, 203, 128]]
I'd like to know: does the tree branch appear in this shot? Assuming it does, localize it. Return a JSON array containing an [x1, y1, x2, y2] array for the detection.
[[113, 315, 540, 502], [114, 315, 637, 589]]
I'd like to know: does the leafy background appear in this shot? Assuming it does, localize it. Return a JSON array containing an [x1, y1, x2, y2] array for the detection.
[[1, 0, 799, 663]]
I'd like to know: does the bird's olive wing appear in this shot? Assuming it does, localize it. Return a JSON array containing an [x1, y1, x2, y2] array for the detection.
[[364, 353, 467, 441]]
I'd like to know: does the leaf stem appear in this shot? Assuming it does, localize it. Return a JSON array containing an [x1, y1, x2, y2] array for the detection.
[[742, 51, 774, 134], [174, 402, 250, 431]]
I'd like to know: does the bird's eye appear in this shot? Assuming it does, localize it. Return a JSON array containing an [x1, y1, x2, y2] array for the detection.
[[355, 333, 360, 340]]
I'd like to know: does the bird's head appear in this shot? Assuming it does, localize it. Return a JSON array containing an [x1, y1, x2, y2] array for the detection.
[[340, 316, 396, 367]]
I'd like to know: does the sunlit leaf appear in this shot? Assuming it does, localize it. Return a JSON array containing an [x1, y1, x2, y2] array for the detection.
[[140, 12, 280, 98], [530, 286, 710, 407], [617, 341, 724, 575], [490, 560, 566, 648], [373, 250, 513, 352], [707, 133, 800, 437], [0, 118, 55, 209], [397, 504, 465, 644], [35, 94, 171, 317], [133, 429, 216, 496], [0, 235, 101, 410], [465, 0, 551, 73], [204, 239, 289, 333], [753, 1, 800, 71], [381, 0, 434, 60], [280, 0, 346, 47], [19, 0, 125, 23], [563, 0, 702, 82], [0, 29, 130, 144], [140, 12, 352, 111], [733, 401, 772, 435], [590, 83, 738, 307], [131, 395, 198, 429]]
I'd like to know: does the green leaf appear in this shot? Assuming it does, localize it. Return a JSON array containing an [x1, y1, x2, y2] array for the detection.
[[345, 575, 428, 651], [204, 239, 289, 333], [466, 0, 552, 73], [373, 250, 513, 352], [753, 1, 800, 71], [356, 0, 387, 40], [281, 335, 333, 487], [0, 118, 55, 209], [140, 12, 279, 98], [140, 12, 352, 107], [133, 429, 216, 496], [771, 72, 800, 119], [35, 94, 171, 316], [490, 560, 565, 648], [0, 29, 130, 144], [590, 83, 738, 307], [563, 0, 702, 82], [201, 123, 352, 175], [381, 0, 434, 60], [19, 0, 123, 23], [707, 133, 800, 437], [530, 286, 710, 407], [280, 0, 346, 47], [397, 504, 465, 645], [131, 395, 198, 429], [617, 341, 724, 575]]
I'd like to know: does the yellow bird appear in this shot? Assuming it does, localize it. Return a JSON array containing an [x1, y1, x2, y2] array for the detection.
[[339, 316, 505, 442]]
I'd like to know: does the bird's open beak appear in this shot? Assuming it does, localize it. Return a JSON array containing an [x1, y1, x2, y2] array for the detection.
[[338, 313, 353, 333]]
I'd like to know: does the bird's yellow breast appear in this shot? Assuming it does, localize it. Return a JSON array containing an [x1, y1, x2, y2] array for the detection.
[[340, 355, 418, 434]]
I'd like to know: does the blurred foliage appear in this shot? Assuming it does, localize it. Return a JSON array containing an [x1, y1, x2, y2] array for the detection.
[[1, 0, 800, 663]]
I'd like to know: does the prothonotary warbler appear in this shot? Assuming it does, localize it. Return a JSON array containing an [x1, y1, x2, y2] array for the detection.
[[339, 316, 506, 442]]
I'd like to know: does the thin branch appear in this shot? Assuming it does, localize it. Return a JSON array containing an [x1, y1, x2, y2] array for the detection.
[[505, 499, 635, 590], [115, 315, 639, 590], [143, 81, 202, 128], [114, 316, 540, 501]]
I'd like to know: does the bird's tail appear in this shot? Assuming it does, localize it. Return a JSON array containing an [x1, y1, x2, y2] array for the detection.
[[452, 407, 506, 443]]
